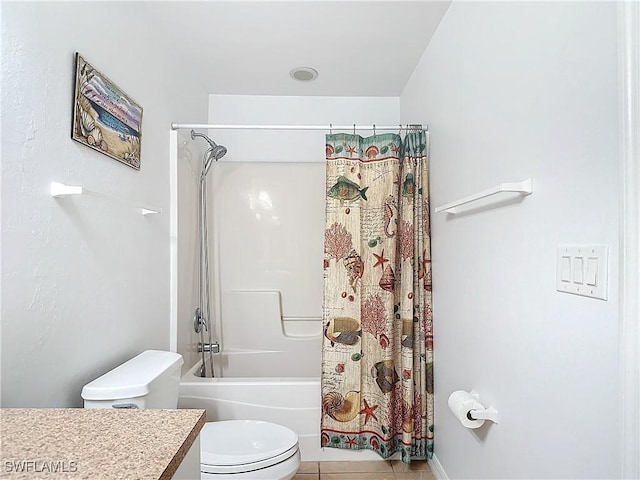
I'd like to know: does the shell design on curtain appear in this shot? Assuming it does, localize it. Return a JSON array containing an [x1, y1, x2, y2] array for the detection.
[[321, 131, 433, 462]]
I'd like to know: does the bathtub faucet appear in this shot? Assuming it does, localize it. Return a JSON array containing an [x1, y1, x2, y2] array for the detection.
[[198, 342, 220, 354]]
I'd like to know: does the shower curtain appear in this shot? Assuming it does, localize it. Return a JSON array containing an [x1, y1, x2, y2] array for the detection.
[[321, 130, 433, 462]]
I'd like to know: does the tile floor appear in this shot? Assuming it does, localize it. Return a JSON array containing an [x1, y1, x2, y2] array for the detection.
[[293, 460, 435, 480]]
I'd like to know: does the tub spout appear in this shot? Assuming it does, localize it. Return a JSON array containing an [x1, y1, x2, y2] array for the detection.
[[198, 342, 220, 353]]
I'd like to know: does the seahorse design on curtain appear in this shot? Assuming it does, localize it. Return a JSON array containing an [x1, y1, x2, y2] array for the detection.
[[321, 131, 433, 462]]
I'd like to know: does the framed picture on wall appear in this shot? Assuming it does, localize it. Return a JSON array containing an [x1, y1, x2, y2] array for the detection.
[[71, 53, 143, 170]]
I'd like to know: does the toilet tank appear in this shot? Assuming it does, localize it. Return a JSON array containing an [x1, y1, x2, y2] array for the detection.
[[82, 350, 184, 409]]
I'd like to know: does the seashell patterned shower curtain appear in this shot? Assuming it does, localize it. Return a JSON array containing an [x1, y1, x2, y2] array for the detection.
[[321, 130, 433, 462]]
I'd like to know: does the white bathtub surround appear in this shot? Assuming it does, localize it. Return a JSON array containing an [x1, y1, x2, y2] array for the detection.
[[219, 291, 320, 377], [175, 153, 399, 463], [210, 162, 326, 336], [207, 161, 326, 379]]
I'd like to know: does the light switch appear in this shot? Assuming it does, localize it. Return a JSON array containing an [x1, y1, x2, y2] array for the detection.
[[560, 256, 571, 282], [573, 257, 584, 284], [586, 257, 598, 286], [556, 245, 608, 300]]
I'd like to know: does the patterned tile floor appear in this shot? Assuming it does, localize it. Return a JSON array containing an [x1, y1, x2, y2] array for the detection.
[[293, 460, 435, 480]]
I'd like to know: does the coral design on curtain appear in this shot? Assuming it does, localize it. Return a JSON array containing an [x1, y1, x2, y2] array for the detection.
[[321, 131, 433, 462]]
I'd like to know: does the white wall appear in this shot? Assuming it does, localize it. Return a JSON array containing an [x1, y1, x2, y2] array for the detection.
[[208, 94, 400, 163], [400, 2, 619, 478], [1, 2, 208, 406]]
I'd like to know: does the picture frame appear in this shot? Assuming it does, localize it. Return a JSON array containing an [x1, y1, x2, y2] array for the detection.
[[71, 53, 143, 170]]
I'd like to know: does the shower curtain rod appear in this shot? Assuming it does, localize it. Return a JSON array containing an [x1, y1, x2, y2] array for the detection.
[[171, 123, 428, 132]]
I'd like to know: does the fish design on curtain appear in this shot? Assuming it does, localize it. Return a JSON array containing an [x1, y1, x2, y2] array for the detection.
[[321, 131, 433, 463]]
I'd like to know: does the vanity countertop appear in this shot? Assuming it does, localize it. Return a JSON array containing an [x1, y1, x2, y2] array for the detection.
[[0, 408, 206, 479]]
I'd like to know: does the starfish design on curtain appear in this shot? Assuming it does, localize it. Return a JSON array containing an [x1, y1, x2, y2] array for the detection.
[[372, 250, 389, 268], [345, 436, 359, 447], [359, 399, 378, 424]]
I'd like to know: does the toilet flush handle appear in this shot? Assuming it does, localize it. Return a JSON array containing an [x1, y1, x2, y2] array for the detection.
[[112, 403, 139, 409]]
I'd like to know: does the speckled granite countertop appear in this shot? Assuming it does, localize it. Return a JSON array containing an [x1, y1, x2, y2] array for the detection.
[[0, 408, 206, 480]]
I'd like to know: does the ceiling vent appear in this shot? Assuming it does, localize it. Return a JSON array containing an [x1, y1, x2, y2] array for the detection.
[[289, 67, 318, 82]]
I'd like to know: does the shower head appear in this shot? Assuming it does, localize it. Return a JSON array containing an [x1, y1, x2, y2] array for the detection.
[[191, 130, 227, 180], [210, 144, 227, 161], [191, 130, 227, 161]]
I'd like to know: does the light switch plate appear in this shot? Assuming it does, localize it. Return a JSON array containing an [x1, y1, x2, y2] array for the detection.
[[556, 245, 608, 300]]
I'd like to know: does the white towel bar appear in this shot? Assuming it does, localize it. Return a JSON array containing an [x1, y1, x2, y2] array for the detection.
[[435, 178, 533, 214], [50, 182, 161, 216]]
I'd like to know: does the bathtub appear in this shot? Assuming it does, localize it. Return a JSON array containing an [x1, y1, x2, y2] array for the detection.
[[178, 360, 382, 462]]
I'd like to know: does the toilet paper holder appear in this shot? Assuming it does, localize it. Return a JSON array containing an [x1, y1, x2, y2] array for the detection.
[[466, 390, 499, 424]]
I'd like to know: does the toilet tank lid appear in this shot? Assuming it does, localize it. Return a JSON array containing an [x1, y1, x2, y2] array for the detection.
[[81, 350, 184, 401]]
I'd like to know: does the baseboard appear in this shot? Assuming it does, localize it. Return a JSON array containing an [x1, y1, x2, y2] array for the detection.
[[428, 454, 449, 480]]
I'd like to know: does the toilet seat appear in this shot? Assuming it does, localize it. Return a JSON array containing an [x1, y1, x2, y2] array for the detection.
[[200, 420, 299, 475]]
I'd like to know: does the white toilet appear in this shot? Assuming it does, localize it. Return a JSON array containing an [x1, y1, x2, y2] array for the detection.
[[81, 350, 300, 480]]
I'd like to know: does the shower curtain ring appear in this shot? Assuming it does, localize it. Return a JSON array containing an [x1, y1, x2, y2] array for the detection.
[[329, 123, 333, 134], [353, 124, 356, 135], [373, 124, 376, 135], [399, 124, 403, 135]]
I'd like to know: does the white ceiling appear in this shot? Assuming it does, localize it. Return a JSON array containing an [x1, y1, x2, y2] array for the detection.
[[143, 1, 451, 97]]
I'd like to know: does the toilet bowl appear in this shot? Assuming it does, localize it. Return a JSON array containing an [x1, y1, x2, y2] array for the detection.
[[81, 350, 300, 480], [200, 420, 300, 480]]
